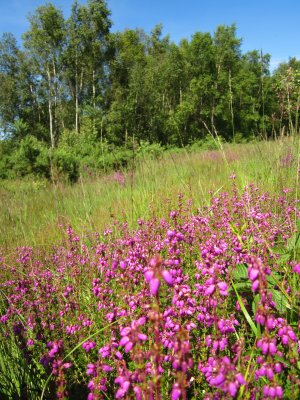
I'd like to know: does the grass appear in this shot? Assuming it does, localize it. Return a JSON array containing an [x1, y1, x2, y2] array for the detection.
[[0, 138, 299, 248]]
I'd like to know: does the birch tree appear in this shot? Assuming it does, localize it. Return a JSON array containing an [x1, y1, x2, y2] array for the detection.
[[23, 4, 66, 147]]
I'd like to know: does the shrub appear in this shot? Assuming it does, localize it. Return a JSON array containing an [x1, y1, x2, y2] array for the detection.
[[52, 147, 79, 183], [11, 136, 50, 178]]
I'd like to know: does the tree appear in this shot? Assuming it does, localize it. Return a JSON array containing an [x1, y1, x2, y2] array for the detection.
[[64, 1, 87, 134], [79, 0, 112, 136], [0, 33, 20, 134], [213, 24, 242, 139], [273, 59, 300, 135], [23, 3, 66, 147]]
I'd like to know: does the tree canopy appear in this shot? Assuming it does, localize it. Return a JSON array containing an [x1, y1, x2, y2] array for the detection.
[[0, 1, 299, 180]]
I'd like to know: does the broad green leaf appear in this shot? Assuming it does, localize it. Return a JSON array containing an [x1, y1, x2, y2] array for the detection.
[[233, 263, 248, 281], [270, 289, 291, 313]]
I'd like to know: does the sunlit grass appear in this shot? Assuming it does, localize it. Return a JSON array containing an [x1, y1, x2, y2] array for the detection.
[[0, 138, 298, 247]]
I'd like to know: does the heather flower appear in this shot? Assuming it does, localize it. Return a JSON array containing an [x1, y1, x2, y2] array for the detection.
[[263, 385, 283, 399], [257, 337, 277, 355], [293, 263, 300, 274], [149, 277, 160, 296], [115, 376, 130, 398], [86, 363, 96, 376], [171, 383, 181, 400], [161, 269, 174, 285], [2, 184, 299, 399], [119, 319, 148, 353], [82, 341, 96, 352], [200, 356, 245, 396], [145, 255, 174, 296], [133, 386, 142, 400]]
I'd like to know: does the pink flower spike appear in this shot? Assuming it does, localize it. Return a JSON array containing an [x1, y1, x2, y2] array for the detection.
[[269, 341, 277, 355], [149, 278, 160, 296], [261, 341, 269, 355], [123, 381, 130, 392], [115, 351, 123, 360], [162, 270, 174, 286], [134, 386, 142, 400], [120, 261, 127, 270], [276, 386, 283, 398], [149, 255, 163, 268]]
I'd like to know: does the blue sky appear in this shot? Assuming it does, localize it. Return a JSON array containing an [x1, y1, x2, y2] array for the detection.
[[0, 0, 299, 70]]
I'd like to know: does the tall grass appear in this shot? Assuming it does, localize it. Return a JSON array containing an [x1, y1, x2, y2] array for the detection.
[[0, 138, 298, 247]]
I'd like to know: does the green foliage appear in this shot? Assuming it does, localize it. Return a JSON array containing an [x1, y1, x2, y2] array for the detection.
[[0, 1, 299, 181], [52, 147, 79, 183], [188, 135, 224, 151], [11, 135, 50, 178], [136, 141, 164, 160]]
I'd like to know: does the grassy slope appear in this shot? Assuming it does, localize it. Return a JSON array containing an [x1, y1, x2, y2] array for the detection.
[[0, 138, 299, 248]]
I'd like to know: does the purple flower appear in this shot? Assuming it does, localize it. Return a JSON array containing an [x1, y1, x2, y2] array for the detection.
[[119, 336, 130, 346], [133, 386, 142, 400], [248, 268, 259, 281], [86, 363, 95, 375], [293, 264, 300, 274], [204, 284, 215, 296], [144, 269, 154, 283], [217, 282, 228, 296], [149, 278, 160, 296], [276, 386, 283, 398], [120, 261, 127, 270], [171, 383, 181, 400], [137, 333, 148, 341], [162, 270, 174, 286], [102, 364, 113, 372], [251, 280, 259, 292], [125, 341, 134, 352], [228, 382, 237, 396]]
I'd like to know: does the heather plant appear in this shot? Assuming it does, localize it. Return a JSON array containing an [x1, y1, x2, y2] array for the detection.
[[1, 182, 299, 399]]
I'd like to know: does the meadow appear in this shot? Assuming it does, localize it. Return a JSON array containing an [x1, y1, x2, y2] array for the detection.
[[0, 138, 300, 399]]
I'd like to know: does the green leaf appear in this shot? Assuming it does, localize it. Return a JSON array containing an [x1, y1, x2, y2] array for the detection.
[[252, 294, 260, 315], [266, 273, 282, 286], [232, 282, 251, 291], [233, 263, 248, 281], [272, 245, 287, 255], [270, 289, 291, 313], [231, 279, 259, 338]]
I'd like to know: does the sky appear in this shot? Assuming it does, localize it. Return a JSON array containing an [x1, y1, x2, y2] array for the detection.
[[0, 0, 299, 71]]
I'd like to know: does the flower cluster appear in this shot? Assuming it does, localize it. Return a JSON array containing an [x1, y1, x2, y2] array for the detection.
[[0, 184, 299, 398]]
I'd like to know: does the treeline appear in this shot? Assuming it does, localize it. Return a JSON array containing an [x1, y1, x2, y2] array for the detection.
[[0, 0, 300, 181]]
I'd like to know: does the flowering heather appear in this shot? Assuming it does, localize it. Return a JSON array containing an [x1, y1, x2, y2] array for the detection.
[[1, 183, 300, 399]]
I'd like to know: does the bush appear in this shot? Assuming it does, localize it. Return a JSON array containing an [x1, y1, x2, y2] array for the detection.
[[136, 141, 164, 160], [11, 136, 50, 178], [52, 147, 79, 183]]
